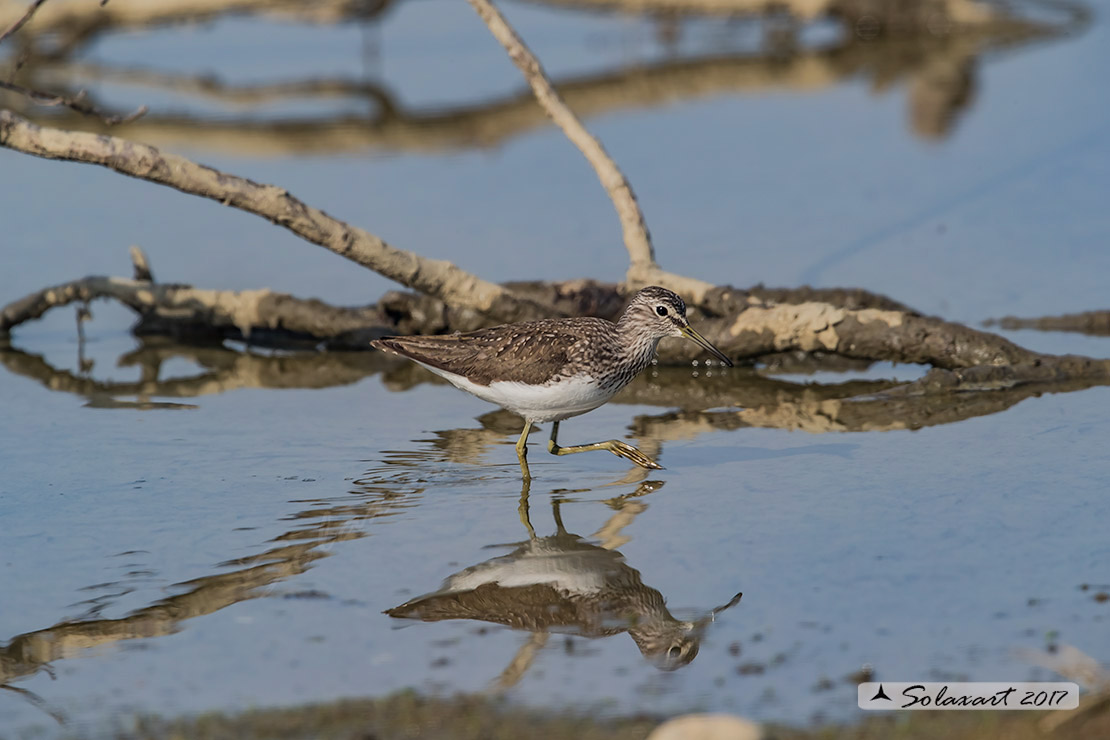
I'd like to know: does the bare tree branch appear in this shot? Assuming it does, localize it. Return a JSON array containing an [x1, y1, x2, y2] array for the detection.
[[7, 254, 1110, 397], [0, 274, 394, 348], [466, 0, 715, 301], [0, 109, 553, 323], [714, 301, 1039, 368]]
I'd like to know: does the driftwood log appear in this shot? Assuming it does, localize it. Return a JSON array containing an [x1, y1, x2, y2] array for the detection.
[[0, 249, 395, 350], [4, 248, 1110, 400]]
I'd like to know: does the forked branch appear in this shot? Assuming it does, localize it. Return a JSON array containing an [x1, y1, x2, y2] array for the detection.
[[466, 0, 714, 301]]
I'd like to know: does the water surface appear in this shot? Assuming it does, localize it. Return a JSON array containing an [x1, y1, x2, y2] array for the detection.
[[2, 0, 1110, 733]]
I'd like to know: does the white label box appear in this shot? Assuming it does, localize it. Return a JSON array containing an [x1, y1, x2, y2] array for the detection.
[[858, 682, 1079, 710]]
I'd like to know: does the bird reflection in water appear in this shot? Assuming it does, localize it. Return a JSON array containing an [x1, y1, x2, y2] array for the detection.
[[387, 480, 742, 683]]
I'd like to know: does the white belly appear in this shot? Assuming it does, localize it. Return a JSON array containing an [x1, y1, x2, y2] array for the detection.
[[445, 554, 609, 595], [417, 363, 615, 423]]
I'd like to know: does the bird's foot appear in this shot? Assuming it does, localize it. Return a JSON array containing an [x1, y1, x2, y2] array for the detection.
[[606, 441, 664, 470]]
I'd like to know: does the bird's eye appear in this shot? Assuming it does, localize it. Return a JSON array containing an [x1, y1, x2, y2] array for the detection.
[[668, 646, 682, 658], [655, 305, 669, 317]]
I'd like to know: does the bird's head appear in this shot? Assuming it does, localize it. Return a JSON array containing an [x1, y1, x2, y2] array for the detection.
[[629, 618, 702, 670], [622, 286, 732, 366]]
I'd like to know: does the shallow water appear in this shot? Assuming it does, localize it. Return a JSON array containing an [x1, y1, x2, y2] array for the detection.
[[2, 0, 1110, 734]]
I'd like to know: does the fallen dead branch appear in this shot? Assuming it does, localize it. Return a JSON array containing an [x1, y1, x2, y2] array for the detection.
[[0, 251, 616, 347], [5, 250, 1110, 391], [0, 276, 393, 350], [0, 248, 394, 348], [0, 110, 553, 323], [4, 256, 1110, 423], [695, 301, 1042, 368]]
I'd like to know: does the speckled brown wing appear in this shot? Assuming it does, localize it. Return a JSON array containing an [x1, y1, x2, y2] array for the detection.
[[385, 582, 589, 631], [371, 318, 608, 386]]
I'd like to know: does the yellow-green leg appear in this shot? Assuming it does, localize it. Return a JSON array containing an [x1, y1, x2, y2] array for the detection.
[[516, 420, 533, 481], [546, 421, 663, 470]]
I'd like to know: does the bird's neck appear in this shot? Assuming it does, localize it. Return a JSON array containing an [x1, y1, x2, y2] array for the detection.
[[614, 319, 662, 377]]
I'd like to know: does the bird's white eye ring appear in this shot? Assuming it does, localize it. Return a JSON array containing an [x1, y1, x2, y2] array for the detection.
[[656, 305, 668, 317]]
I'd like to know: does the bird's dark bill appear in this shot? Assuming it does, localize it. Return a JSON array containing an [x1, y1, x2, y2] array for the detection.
[[680, 326, 733, 367]]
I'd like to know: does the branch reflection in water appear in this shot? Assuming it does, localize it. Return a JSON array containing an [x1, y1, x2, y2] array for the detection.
[[0, 469, 417, 722], [0, 0, 1087, 147], [3, 338, 1108, 440], [387, 481, 743, 686]]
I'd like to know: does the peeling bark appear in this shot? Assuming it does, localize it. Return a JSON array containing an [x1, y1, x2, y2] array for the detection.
[[0, 274, 394, 349], [5, 265, 1110, 391], [667, 301, 1041, 369]]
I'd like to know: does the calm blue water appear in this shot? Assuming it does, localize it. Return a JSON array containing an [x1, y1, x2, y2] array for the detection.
[[2, 0, 1110, 734]]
